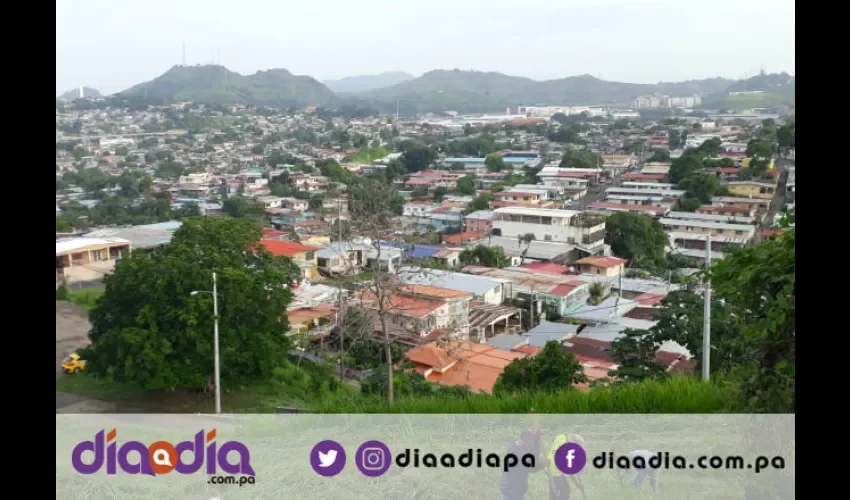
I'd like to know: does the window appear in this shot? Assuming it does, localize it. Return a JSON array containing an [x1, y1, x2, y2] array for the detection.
[[544, 235, 552, 241], [304, 251, 315, 260]]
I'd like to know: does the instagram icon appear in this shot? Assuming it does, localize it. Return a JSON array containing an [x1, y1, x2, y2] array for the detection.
[[355, 440, 391, 477]]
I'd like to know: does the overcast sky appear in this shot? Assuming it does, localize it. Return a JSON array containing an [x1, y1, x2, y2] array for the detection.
[[56, 0, 795, 95]]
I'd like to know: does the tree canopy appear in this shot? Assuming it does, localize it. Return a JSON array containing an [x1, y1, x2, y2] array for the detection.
[[458, 245, 509, 268], [604, 212, 668, 268], [81, 217, 301, 390], [455, 175, 476, 195], [494, 341, 587, 394]]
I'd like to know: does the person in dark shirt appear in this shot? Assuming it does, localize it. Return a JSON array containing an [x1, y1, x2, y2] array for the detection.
[[499, 429, 546, 500]]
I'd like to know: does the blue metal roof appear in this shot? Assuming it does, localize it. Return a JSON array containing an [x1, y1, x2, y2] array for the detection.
[[380, 241, 443, 259]]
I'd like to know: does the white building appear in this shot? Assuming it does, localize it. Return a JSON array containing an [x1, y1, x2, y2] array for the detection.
[[491, 206, 606, 249]]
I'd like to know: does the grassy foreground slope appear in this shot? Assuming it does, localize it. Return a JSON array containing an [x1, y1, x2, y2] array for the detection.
[[320, 378, 739, 413]]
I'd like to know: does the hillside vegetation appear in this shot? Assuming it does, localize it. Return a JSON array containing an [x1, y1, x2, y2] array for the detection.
[[117, 65, 338, 108], [57, 86, 102, 101], [113, 65, 794, 114], [325, 71, 415, 93]]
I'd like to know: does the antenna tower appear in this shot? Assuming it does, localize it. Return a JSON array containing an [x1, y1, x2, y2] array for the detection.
[[182, 41, 186, 66]]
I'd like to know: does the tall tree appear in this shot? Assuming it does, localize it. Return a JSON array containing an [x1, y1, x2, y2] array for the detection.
[[81, 217, 301, 390], [485, 154, 506, 173], [493, 341, 587, 394], [604, 212, 668, 268]]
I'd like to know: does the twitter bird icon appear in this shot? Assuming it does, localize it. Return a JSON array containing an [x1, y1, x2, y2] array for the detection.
[[318, 449, 337, 467], [311, 440, 346, 477]]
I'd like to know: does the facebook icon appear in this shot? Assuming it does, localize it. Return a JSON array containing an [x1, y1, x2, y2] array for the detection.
[[554, 442, 587, 474]]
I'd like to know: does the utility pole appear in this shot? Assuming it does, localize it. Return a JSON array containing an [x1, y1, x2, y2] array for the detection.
[[612, 272, 623, 317], [212, 272, 222, 414], [702, 235, 711, 381], [337, 199, 346, 381]]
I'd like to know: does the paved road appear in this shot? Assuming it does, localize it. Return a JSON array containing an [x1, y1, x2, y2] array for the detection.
[[761, 158, 794, 232], [573, 176, 625, 210]]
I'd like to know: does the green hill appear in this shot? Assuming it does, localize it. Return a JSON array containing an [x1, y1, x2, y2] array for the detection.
[[725, 71, 795, 94], [356, 70, 746, 114], [117, 65, 338, 107], [57, 86, 102, 101], [699, 92, 795, 110]]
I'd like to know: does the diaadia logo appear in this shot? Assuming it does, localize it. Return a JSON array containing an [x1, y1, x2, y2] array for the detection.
[[71, 428, 256, 478]]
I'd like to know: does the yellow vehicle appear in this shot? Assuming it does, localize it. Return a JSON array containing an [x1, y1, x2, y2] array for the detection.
[[61, 353, 87, 374]]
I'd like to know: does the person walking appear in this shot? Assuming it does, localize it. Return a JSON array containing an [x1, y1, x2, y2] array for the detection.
[[615, 449, 660, 492], [547, 434, 587, 500], [499, 428, 546, 500]]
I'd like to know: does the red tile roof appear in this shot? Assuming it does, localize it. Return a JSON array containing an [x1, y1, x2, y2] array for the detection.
[[521, 262, 573, 275], [550, 282, 586, 297], [258, 239, 321, 257], [633, 292, 667, 306]]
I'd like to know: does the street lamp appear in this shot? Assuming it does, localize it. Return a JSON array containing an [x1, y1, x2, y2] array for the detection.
[[190, 271, 221, 414]]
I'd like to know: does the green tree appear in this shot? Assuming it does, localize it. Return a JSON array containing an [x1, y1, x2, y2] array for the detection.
[[710, 222, 795, 411], [485, 154, 506, 173], [493, 341, 587, 394], [678, 174, 726, 203], [308, 194, 324, 211], [469, 192, 494, 211], [668, 152, 704, 184], [56, 216, 73, 233], [80, 217, 301, 390], [390, 195, 406, 216], [455, 175, 476, 195], [648, 149, 670, 162], [746, 140, 773, 159], [559, 148, 601, 169], [776, 121, 795, 149], [607, 328, 669, 383], [604, 212, 668, 268], [401, 146, 437, 173], [432, 187, 449, 202], [458, 245, 509, 267]]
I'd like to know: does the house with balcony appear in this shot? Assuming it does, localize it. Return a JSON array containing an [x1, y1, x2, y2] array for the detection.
[[491, 207, 607, 253], [659, 217, 756, 242], [697, 204, 756, 218], [462, 266, 607, 318], [726, 180, 778, 200], [665, 210, 757, 226], [56, 237, 130, 285], [257, 239, 321, 280], [493, 191, 541, 204], [537, 166, 600, 189], [710, 196, 772, 213]]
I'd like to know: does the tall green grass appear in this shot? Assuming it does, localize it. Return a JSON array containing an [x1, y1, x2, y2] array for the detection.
[[64, 287, 105, 310], [319, 377, 740, 413]]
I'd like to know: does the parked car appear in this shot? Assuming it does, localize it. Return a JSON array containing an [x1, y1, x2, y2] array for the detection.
[[61, 353, 87, 374]]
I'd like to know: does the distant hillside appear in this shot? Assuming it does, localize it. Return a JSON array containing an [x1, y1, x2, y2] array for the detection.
[[117, 65, 338, 108], [325, 72, 415, 93], [355, 70, 746, 114], [726, 72, 795, 94], [57, 87, 102, 101]]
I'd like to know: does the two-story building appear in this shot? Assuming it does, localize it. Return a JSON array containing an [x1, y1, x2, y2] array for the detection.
[[726, 181, 778, 200], [491, 207, 606, 248]]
